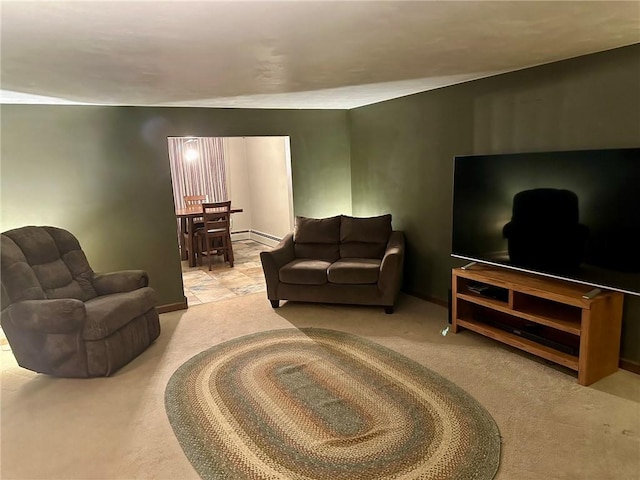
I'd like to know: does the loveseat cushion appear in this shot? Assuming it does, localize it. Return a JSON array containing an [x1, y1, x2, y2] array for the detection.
[[340, 214, 392, 259], [293, 215, 341, 262], [83, 287, 158, 341], [279, 259, 331, 285], [328, 258, 381, 285]]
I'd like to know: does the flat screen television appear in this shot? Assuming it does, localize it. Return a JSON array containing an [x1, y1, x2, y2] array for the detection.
[[451, 148, 640, 296]]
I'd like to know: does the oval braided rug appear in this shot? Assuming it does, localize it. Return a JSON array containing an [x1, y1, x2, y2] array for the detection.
[[165, 328, 500, 480]]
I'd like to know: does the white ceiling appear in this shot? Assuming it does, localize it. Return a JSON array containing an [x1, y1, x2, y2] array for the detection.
[[1, 1, 638, 109]]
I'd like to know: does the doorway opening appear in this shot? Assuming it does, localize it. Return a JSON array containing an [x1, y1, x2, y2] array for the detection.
[[168, 136, 294, 306]]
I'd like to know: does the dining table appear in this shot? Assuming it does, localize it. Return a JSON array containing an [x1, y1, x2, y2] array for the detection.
[[176, 206, 243, 267]]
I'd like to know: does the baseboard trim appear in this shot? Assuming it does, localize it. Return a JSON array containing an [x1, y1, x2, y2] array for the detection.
[[406, 291, 448, 308], [157, 299, 188, 314], [249, 230, 281, 247], [619, 358, 640, 375], [230, 230, 251, 241], [229, 229, 281, 247]]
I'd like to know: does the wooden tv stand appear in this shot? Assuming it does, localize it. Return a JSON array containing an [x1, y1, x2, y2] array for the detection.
[[451, 265, 624, 385]]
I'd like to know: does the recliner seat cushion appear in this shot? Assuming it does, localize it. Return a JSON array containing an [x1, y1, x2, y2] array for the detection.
[[279, 259, 331, 285], [83, 287, 158, 341], [328, 258, 381, 285]]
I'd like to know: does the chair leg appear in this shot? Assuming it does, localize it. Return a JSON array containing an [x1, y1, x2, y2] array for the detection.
[[193, 235, 200, 266], [195, 235, 205, 269], [197, 236, 204, 266], [227, 234, 234, 267], [205, 235, 213, 271]]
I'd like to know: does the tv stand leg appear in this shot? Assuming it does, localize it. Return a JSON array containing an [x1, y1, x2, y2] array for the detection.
[[461, 261, 477, 270], [582, 288, 602, 300]]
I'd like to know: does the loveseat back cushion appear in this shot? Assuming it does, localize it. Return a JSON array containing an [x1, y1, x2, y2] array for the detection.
[[2, 227, 97, 303], [279, 259, 331, 286], [293, 215, 341, 262], [327, 258, 381, 285], [340, 214, 392, 259]]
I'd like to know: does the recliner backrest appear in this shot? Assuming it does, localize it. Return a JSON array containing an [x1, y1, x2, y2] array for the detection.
[[1, 226, 97, 309]]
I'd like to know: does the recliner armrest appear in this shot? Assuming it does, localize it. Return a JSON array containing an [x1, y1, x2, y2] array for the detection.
[[4, 299, 86, 334], [260, 234, 295, 299], [378, 231, 405, 298], [93, 270, 149, 295]]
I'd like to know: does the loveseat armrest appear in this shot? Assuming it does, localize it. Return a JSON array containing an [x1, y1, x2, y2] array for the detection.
[[260, 233, 295, 299], [378, 231, 405, 303], [3, 298, 86, 334], [93, 270, 149, 295]]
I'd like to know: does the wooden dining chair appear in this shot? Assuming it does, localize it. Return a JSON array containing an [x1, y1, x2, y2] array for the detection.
[[181, 195, 208, 258], [184, 194, 208, 226], [184, 194, 208, 210], [195, 201, 234, 270]]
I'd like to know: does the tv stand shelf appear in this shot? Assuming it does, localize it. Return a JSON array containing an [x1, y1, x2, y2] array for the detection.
[[452, 265, 624, 385]]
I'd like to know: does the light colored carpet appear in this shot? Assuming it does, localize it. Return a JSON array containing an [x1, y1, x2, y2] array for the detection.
[[1, 293, 639, 480]]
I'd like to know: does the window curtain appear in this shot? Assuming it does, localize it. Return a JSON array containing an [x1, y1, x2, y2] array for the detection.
[[167, 137, 229, 209]]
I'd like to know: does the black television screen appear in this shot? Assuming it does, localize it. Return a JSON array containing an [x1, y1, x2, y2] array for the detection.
[[451, 148, 640, 296]]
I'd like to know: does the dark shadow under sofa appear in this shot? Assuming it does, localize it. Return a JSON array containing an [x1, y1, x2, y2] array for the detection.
[[260, 214, 404, 313]]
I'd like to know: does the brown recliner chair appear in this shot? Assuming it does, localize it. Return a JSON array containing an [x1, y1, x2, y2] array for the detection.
[[0, 226, 161, 377]]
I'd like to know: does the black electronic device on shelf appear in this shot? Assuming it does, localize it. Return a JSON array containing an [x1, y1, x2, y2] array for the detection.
[[467, 281, 509, 302], [481, 316, 579, 356]]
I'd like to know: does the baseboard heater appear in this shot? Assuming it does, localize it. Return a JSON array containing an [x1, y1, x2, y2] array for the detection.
[[230, 229, 281, 247], [250, 230, 281, 243]]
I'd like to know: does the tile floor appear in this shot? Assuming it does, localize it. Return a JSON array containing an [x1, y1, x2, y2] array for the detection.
[[181, 239, 269, 306]]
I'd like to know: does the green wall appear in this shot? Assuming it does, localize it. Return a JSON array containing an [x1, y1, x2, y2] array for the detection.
[[0, 107, 351, 306], [2, 45, 639, 363], [349, 45, 640, 362]]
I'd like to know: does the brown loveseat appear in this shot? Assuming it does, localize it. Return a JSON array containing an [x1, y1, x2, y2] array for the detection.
[[260, 214, 404, 313], [1, 226, 161, 377]]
